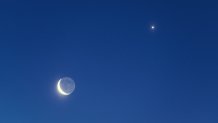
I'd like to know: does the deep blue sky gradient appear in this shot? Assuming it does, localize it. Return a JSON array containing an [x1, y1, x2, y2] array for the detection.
[[0, 0, 218, 122]]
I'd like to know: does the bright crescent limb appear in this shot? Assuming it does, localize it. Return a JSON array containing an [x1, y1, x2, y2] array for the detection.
[[57, 79, 69, 96]]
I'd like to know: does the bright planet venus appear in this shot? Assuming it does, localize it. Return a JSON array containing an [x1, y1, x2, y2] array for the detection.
[[57, 77, 75, 96]]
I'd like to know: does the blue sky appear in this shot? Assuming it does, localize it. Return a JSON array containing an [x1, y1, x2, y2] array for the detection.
[[0, 0, 218, 122]]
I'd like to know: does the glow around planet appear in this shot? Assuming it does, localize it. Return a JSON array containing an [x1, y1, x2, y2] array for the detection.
[[57, 77, 75, 96]]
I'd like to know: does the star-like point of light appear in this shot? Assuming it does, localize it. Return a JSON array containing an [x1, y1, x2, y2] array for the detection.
[[151, 25, 155, 30]]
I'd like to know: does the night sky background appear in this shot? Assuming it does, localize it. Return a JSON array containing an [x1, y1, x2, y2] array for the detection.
[[0, 0, 218, 122]]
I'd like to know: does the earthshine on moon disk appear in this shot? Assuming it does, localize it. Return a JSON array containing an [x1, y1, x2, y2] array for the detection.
[[57, 77, 75, 96]]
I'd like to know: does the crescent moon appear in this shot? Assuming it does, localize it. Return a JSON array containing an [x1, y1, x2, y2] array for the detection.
[[57, 79, 70, 96]]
